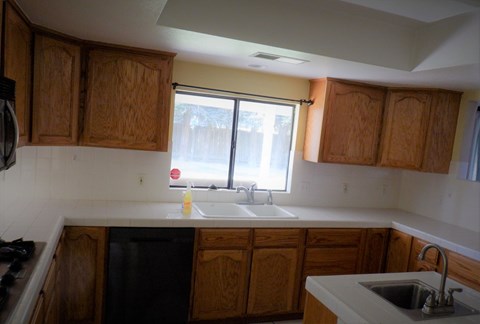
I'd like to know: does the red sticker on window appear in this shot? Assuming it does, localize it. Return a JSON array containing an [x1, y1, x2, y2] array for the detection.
[[170, 168, 181, 180]]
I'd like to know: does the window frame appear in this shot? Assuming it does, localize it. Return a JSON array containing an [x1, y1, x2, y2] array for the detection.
[[170, 90, 296, 191]]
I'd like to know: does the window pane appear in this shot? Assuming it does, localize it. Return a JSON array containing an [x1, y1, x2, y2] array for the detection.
[[170, 93, 234, 187], [233, 101, 293, 190]]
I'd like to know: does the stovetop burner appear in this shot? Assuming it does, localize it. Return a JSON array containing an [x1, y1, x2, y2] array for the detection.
[[0, 238, 45, 323], [0, 238, 36, 262]]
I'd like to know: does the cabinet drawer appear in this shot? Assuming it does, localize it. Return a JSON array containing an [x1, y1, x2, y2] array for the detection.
[[306, 229, 365, 247], [253, 229, 302, 247], [198, 229, 251, 249]]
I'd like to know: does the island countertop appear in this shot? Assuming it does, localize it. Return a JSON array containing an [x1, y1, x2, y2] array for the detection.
[[306, 272, 480, 324]]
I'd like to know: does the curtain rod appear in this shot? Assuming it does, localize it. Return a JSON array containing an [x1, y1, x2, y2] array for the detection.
[[172, 82, 313, 106]]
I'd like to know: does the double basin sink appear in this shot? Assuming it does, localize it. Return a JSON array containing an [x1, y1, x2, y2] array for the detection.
[[193, 202, 297, 219], [360, 279, 479, 321]]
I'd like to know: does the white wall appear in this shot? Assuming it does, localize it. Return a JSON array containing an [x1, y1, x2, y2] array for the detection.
[[0, 147, 401, 210]]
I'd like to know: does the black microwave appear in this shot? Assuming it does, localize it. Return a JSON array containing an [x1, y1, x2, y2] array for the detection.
[[0, 76, 17, 171]]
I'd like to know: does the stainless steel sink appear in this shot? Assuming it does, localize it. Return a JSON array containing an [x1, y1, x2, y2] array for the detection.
[[360, 280, 479, 321]]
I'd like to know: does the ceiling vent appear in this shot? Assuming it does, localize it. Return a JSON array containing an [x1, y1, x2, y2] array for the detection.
[[251, 52, 309, 65]]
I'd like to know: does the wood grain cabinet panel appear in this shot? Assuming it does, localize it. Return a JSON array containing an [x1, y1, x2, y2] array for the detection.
[[361, 228, 389, 274], [379, 90, 432, 170], [408, 238, 438, 272], [60, 227, 107, 324], [32, 34, 81, 145], [197, 228, 251, 249], [83, 48, 173, 151], [303, 292, 337, 324], [192, 249, 250, 320], [247, 248, 298, 315], [422, 91, 461, 173], [385, 229, 413, 273], [304, 79, 386, 165], [300, 229, 366, 309], [30, 293, 45, 324], [446, 250, 480, 291], [3, 2, 32, 146]]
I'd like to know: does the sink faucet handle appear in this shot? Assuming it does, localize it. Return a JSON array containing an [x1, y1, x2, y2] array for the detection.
[[267, 190, 273, 205], [446, 288, 463, 306], [249, 182, 257, 191]]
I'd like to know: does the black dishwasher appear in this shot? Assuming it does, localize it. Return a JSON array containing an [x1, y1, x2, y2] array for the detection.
[[106, 228, 195, 324]]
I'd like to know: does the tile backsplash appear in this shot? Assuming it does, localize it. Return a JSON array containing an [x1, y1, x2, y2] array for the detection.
[[2, 146, 478, 233], [0, 146, 401, 209]]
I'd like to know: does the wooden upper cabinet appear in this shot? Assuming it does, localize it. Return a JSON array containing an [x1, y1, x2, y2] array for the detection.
[[379, 89, 461, 172], [422, 91, 461, 173], [304, 79, 386, 165], [32, 34, 81, 145], [3, 2, 32, 146], [379, 90, 432, 170], [83, 48, 174, 151]]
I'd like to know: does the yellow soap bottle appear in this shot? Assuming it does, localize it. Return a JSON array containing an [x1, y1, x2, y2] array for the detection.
[[182, 182, 192, 216]]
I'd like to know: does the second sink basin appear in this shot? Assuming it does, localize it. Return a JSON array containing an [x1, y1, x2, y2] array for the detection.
[[244, 204, 297, 218]]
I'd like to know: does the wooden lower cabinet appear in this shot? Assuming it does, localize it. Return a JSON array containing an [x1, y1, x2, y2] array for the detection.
[[247, 228, 303, 316], [300, 229, 367, 309], [191, 249, 250, 320], [385, 229, 413, 272], [303, 292, 337, 324], [60, 226, 107, 324], [361, 228, 389, 273], [446, 250, 480, 291], [408, 238, 438, 272]]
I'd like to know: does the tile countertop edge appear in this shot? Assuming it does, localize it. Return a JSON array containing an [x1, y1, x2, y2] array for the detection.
[[6, 216, 65, 324]]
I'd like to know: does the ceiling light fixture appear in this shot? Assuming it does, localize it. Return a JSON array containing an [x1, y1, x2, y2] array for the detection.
[[251, 52, 309, 65]]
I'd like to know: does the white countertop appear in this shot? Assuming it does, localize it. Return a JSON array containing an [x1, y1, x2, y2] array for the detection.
[[306, 272, 480, 324], [1, 198, 480, 323]]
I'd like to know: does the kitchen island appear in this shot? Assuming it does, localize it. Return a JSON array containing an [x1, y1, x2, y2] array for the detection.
[[2, 198, 480, 323], [305, 272, 480, 323]]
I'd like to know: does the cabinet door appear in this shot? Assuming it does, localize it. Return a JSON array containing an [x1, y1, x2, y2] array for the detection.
[[30, 293, 45, 324], [408, 238, 438, 272], [361, 228, 389, 273], [247, 248, 298, 315], [422, 91, 461, 173], [192, 249, 250, 320], [83, 48, 173, 151], [385, 229, 412, 272], [32, 34, 81, 145], [446, 250, 480, 291], [322, 81, 385, 165], [4, 3, 31, 146], [379, 90, 432, 169], [60, 227, 107, 324]]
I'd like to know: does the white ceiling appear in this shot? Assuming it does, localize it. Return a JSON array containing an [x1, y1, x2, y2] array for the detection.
[[16, 0, 480, 91]]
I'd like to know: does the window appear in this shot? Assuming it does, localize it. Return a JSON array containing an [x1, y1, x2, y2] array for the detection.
[[170, 92, 295, 191]]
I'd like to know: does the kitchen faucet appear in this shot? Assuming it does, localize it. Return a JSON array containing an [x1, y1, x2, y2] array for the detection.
[[418, 243, 462, 315], [236, 183, 257, 204]]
